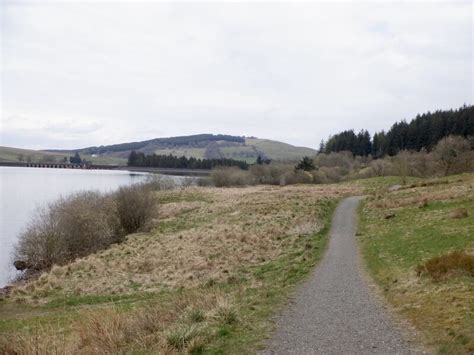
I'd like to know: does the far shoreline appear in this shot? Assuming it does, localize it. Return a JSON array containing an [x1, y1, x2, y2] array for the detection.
[[0, 161, 211, 176]]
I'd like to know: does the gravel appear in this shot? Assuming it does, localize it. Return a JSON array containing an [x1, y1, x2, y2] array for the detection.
[[263, 196, 418, 354]]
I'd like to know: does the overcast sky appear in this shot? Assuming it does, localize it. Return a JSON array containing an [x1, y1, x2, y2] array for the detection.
[[1, 1, 472, 150]]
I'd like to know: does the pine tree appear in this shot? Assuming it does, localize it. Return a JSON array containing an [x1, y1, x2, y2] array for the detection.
[[295, 156, 316, 171]]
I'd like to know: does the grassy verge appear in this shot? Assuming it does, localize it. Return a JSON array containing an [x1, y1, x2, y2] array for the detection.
[[1, 183, 359, 353], [357, 174, 474, 354]]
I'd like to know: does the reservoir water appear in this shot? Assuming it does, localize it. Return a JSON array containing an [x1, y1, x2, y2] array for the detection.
[[0, 167, 153, 287]]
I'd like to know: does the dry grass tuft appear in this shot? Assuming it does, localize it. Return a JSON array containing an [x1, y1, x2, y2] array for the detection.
[[418, 197, 429, 208], [416, 251, 474, 280], [0, 328, 73, 355], [450, 207, 468, 219], [78, 308, 128, 353], [165, 324, 201, 350]]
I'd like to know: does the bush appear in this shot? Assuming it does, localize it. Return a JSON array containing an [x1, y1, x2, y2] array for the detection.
[[180, 176, 196, 189], [196, 177, 213, 187], [115, 183, 157, 234], [250, 162, 294, 185], [369, 159, 395, 177], [14, 184, 158, 271], [279, 170, 313, 186], [14, 191, 121, 270], [210, 167, 255, 187], [433, 136, 473, 176], [144, 175, 177, 191], [249, 163, 293, 185]]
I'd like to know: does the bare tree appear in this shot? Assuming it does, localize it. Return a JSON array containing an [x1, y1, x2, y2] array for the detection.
[[433, 136, 471, 176]]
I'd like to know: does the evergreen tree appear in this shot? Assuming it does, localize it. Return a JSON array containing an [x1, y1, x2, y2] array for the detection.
[[295, 156, 316, 171], [69, 152, 82, 164], [318, 139, 325, 154], [126, 152, 249, 170]]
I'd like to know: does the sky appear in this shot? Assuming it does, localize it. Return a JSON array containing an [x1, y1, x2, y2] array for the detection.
[[0, 0, 472, 150]]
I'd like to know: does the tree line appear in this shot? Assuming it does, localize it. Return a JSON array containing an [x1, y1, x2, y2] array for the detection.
[[322, 105, 474, 157], [127, 151, 249, 170]]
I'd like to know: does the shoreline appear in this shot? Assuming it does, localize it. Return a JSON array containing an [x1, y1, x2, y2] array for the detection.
[[0, 162, 211, 176]]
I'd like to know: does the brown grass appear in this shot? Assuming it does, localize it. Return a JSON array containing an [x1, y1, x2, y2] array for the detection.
[[369, 177, 473, 210], [416, 251, 474, 280], [450, 207, 468, 219], [0, 185, 360, 354], [1, 182, 362, 354], [10, 184, 359, 300]]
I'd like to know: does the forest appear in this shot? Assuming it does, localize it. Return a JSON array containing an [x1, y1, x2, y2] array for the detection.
[[127, 151, 249, 169], [323, 105, 474, 157]]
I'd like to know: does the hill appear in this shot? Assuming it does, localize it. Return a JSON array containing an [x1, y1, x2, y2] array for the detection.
[[44, 134, 317, 164], [0, 146, 127, 165]]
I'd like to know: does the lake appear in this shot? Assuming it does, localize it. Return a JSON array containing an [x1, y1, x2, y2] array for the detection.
[[0, 167, 169, 287]]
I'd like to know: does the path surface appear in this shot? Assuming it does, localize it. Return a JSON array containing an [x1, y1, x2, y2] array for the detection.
[[264, 196, 416, 354]]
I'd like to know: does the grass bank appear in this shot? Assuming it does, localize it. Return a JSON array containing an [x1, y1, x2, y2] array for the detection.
[[0, 183, 360, 353], [358, 174, 474, 353]]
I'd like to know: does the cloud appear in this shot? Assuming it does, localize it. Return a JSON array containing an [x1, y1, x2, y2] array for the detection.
[[1, 1, 472, 149]]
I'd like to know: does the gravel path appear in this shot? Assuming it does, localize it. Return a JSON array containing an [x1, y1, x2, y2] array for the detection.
[[264, 196, 416, 354]]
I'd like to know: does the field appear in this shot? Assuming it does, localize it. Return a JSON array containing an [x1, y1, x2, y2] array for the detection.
[[220, 146, 259, 163], [153, 148, 207, 159], [0, 146, 126, 165], [358, 174, 474, 353], [0, 183, 359, 354], [2, 174, 472, 353], [0, 146, 68, 163], [245, 138, 317, 161]]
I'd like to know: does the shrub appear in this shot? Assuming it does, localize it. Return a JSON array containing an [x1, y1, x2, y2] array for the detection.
[[416, 251, 474, 280], [369, 159, 395, 177], [196, 177, 213, 187], [249, 163, 293, 185], [311, 167, 344, 184], [180, 176, 196, 189], [279, 170, 313, 186], [14, 191, 121, 270], [115, 183, 157, 234], [432, 136, 473, 176], [210, 167, 254, 187], [14, 183, 158, 271], [144, 175, 177, 191]]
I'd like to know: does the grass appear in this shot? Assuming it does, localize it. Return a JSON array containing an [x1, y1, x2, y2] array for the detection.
[[0, 146, 127, 165], [416, 251, 474, 280], [358, 173, 474, 353], [153, 148, 207, 159], [0, 146, 68, 163], [245, 138, 317, 161], [220, 146, 259, 163], [0, 183, 360, 353]]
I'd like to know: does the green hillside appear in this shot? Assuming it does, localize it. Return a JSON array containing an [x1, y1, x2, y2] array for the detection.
[[0, 146, 127, 165], [44, 134, 318, 164], [1, 135, 317, 165], [245, 138, 318, 161]]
